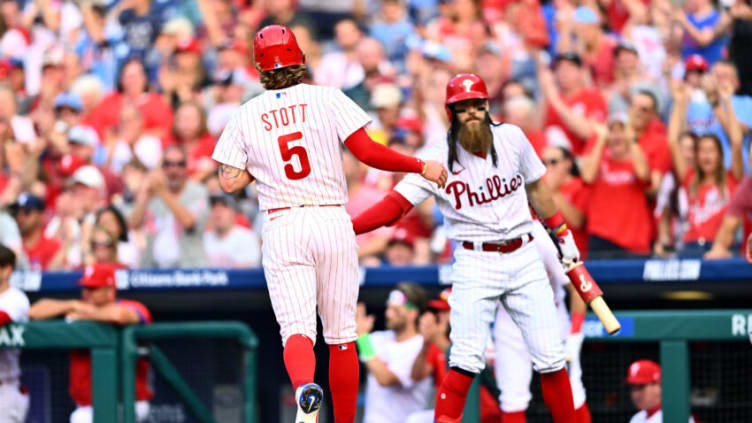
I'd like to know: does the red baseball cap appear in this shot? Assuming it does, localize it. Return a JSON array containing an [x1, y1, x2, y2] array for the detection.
[[387, 228, 415, 249], [685, 54, 708, 73], [428, 287, 452, 311], [395, 115, 423, 135], [79, 263, 117, 289], [176, 38, 202, 55], [58, 153, 87, 176], [626, 359, 661, 384]]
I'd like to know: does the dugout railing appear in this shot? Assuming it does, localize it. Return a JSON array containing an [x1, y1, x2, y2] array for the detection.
[[121, 321, 259, 423], [0, 320, 258, 423]]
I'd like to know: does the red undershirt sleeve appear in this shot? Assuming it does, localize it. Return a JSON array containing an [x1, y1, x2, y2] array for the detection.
[[352, 190, 414, 235], [0, 311, 11, 326], [344, 128, 424, 173]]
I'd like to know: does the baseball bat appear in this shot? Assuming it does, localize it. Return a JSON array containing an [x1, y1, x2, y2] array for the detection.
[[566, 261, 621, 335]]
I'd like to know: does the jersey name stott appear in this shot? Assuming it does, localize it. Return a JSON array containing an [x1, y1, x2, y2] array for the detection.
[[260, 104, 308, 131], [445, 173, 523, 210]]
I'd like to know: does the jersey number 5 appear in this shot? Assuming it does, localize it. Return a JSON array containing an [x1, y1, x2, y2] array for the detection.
[[277, 132, 311, 180]]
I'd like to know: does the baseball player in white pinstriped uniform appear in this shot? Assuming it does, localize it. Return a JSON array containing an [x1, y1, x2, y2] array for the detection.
[[493, 219, 591, 423], [0, 244, 30, 423], [211, 25, 447, 423], [351, 73, 581, 423]]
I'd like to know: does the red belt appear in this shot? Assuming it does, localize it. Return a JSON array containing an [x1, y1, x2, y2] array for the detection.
[[267, 204, 343, 214], [461, 234, 533, 254]]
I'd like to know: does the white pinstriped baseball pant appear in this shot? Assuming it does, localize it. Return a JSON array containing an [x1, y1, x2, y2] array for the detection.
[[447, 240, 566, 375], [261, 206, 360, 346], [494, 221, 587, 411]]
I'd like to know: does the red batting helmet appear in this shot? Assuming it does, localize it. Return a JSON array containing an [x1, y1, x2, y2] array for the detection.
[[253, 25, 305, 71], [446, 73, 489, 105], [445, 73, 489, 120]]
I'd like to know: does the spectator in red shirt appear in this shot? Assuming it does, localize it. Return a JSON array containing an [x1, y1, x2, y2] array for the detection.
[[29, 263, 153, 423], [86, 59, 173, 141], [581, 115, 652, 257], [10, 193, 65, 270], [542, 145, 591, 258], [165, 102, 217, 181], [668, 82, 744, 255], [632, 88, 672, 190], [540, 52, 607, 155]]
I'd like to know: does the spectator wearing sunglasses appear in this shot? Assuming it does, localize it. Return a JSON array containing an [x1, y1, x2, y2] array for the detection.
[[541, 145, 591, 258], [129, 145, 209, 268], [86, 226, 122, 267], [94, 205, 142, 269]]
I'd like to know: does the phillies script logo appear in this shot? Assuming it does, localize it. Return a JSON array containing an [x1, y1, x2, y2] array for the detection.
[[445, 174, 523, 209], [578, 273, 593, 292]]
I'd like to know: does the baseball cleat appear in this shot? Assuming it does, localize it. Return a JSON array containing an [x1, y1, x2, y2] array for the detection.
[[295, 383, 323, 423]]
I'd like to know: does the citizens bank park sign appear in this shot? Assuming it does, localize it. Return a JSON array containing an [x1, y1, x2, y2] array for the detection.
[[9, 269, 232, 292]]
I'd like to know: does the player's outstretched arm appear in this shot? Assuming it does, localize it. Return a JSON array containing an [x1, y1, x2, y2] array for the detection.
[[351, 190, 414, 235], [217, 164, 255, 194], [344, 128, 447, 188]]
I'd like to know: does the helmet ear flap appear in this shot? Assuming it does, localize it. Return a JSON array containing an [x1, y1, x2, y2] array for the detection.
[[445, 105, 453, 122]]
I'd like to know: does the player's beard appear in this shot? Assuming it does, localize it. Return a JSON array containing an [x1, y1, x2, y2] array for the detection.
[[458, 119, 493, 154]]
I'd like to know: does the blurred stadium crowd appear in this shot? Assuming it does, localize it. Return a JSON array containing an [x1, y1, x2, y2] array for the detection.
[[0, 0, 751, 270]]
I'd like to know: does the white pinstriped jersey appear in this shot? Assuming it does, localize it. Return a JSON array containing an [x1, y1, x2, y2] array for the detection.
[[0, 286, 29, 380], [395, 123, 545, 242], [212, 84, 371, 211]]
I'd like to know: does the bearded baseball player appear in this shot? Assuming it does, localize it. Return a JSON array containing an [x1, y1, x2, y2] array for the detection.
[[351, 73, 580, 423], [494, 219, 591, 422], [211, 24, 447, 423]]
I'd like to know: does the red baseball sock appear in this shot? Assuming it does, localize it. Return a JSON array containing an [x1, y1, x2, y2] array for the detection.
[[283, 334, 315, 391], [434, 369, 475, 423], [575, 403, 592, 423], [501, 410, 527, 423], [540, 368, 576, 423], [328, 343, 359, 423]]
